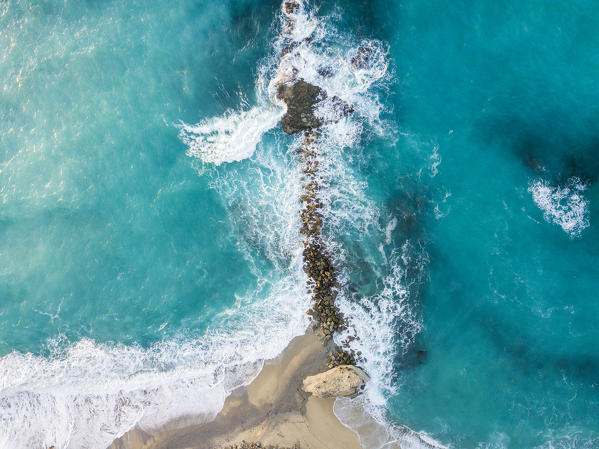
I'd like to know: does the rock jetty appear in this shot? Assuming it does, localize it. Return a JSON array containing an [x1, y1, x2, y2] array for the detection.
[[277, 1, 361, 370], [302, 365, 369, 399], [297, 117, 358, 369]]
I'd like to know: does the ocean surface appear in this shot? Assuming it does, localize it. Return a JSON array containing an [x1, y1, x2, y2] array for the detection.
[[1, 1, 598, 448]]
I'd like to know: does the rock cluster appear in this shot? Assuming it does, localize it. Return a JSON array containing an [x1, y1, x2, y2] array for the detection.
[[283, 1, 300, 16], [276, 79, 354, 135], [277, 1, 360, 371], [328, 348, 356, 368], [277, 80, 325, 134], [299, 130, 346, 341], [302, 365, 369, 399], [297, 130, 361, 370]]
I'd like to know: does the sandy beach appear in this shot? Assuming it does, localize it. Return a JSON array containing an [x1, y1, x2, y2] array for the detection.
[[109, 333, 363, 449]]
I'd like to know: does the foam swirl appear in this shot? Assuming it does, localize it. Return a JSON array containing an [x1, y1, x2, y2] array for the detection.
[[528, 177, 590, 237]]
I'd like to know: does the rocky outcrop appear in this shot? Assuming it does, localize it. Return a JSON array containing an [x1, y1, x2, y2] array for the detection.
[[277, 80, 326, 134], [351, 46, 374, 70], [302, 365, 369, 399], [283, 1, 300, 16]]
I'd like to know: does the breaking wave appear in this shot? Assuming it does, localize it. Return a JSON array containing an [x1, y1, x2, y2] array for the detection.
[[182, 0, 439, 448], [260, 3, 441, 448], [178, 105, 283, 166]]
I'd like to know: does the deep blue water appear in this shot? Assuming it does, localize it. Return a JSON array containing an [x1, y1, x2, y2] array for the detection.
[[1, 1, 598, 448]]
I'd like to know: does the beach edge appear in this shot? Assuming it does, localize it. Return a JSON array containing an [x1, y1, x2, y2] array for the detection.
[[108, 332, 363, 449]]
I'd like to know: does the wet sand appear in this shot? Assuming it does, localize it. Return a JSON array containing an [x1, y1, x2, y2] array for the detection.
[[109, 333, 362, 449]]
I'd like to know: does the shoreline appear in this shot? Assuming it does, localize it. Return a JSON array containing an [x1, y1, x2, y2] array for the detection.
[[109, 332, 363, 449]]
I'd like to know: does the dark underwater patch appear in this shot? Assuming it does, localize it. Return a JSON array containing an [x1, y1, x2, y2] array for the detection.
[[476, 109, 599, 185], [481, 311, 599, 385]]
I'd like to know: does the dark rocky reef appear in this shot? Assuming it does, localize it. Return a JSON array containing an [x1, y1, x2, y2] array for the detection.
[[277, 80, 326, 134], [351, 46, 374, 70]]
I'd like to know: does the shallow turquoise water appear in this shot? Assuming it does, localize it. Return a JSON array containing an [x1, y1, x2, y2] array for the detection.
[[0, 0, 281, 353], [1, 1, 598, 448]]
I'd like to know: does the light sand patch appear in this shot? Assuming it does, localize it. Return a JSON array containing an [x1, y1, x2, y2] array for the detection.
[[109, 334, 362, 449]]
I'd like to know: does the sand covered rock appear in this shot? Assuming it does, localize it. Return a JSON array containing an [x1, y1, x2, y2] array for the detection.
[[277, 80, 325, 134], [302, 365, 369, 398]]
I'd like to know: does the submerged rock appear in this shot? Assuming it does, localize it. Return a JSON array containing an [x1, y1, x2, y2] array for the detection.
[[302, 365, 369, 398], [351, 46, 374, 70], [317, 95, 355, 124], [281, 37, 311, 58], [277, 80, 326, 134], [317, 66, 333, 78], [283, 1, 300, 16]]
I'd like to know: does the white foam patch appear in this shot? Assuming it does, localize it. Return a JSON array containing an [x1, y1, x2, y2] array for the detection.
[[178, 105, 283, 166], [471, 428, 599, 449], [334, 395, 446, 449], [429, 144, 441, 178], [533, 428, 599, 449], [337, 249, 421, 404], [528, 177, 589, 238], [332, 248, 439, 449]]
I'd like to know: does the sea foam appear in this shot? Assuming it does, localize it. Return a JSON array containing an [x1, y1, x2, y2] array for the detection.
[[178, 105, 283, 166], [528, 177, 589, 237], [1, 34, 308, 446]]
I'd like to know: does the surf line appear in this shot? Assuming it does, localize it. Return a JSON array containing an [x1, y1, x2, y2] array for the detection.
[[276, 1, 360, 369]]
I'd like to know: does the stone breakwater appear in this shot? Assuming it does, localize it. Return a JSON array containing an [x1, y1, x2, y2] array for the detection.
[[276, 1, 361, 370], [298, 131, 344, 335], [297, 130, 359, 368]]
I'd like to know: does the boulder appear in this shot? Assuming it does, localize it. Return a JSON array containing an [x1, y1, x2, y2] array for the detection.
[[302, 365, 369, 398], [277, 79, 326, 134]]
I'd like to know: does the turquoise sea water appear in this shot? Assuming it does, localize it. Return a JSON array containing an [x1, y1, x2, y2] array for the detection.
[[1, 1, 598, 448]]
